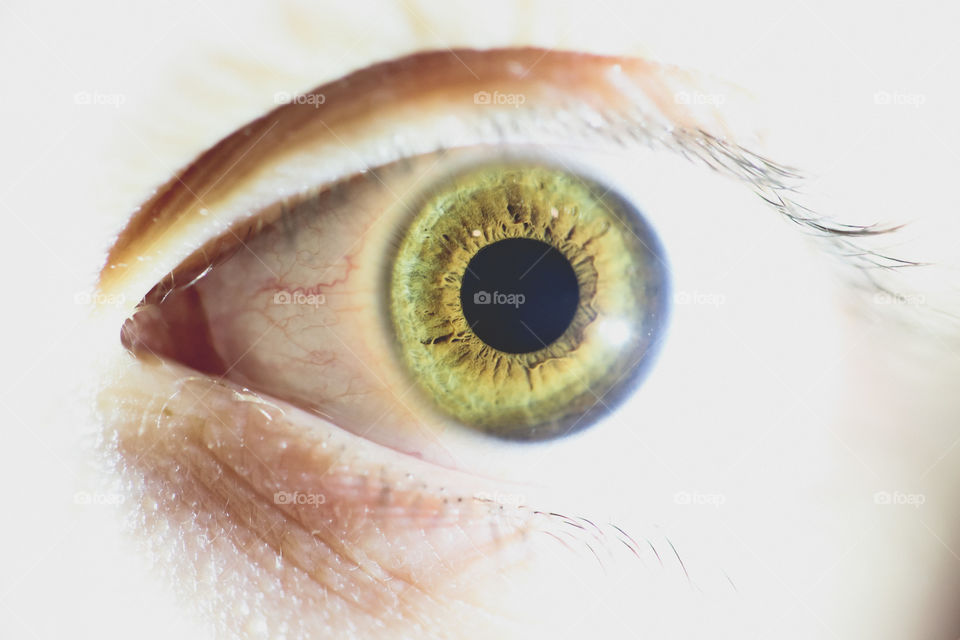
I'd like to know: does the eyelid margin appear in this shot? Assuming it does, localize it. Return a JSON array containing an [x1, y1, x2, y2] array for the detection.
[[95, 47, 753, 312]]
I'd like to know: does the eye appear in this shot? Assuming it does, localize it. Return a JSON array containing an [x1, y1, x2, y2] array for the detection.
[[121, 150, 669, 460], [125, 153, 669, 446], [97, 47, 866, 636], [107, 48, 824, 474], [391, 161, 668, 440]]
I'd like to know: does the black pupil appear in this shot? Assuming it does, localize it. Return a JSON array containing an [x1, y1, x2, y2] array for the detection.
[[459, 237, 579, 354]]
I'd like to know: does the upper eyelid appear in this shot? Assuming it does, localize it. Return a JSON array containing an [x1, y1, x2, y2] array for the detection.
[[96, 47, 902, 309]]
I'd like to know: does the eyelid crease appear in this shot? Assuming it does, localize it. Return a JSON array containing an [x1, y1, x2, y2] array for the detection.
[[96, 47, 912, 317], [90, 50, 735, 297]]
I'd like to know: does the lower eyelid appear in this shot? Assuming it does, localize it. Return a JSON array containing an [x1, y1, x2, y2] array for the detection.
[[97, 355, 538, 626]]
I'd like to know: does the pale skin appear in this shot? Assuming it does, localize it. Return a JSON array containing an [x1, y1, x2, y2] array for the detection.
[[3, 1, 960, 638]]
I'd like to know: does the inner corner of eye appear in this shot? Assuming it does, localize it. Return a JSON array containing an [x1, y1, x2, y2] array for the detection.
[[121, 159, 670, 447], [389, 161, 670, 441]]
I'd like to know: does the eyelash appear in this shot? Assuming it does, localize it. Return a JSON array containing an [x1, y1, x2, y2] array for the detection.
[[96, 50, 951, 640], [116, 55, 911, 469], [137, 107, 909, 325]]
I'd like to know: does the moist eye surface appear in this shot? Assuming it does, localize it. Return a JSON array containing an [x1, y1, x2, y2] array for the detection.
[[389, 162, 670, 441], [121, 151, 672, 452]]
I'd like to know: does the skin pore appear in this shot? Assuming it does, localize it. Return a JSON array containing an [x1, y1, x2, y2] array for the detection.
[[4, 1, 960, 639]]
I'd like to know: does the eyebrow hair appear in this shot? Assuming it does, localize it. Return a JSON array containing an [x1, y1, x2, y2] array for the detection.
[[98, 47, 911, 303]]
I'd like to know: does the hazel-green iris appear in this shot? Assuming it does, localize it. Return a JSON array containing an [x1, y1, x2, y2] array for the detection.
[[389, 162, 668, 440]]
